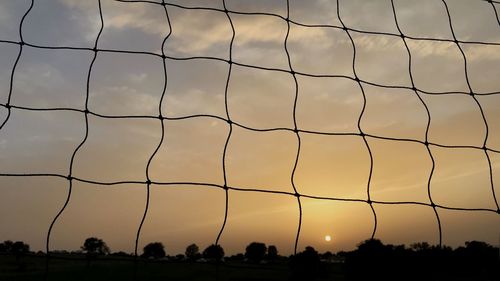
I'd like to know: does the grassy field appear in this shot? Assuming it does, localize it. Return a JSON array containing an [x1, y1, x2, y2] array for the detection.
[[0, 255, 345, 281]]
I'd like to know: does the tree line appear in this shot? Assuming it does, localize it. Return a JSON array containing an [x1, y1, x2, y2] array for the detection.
[[1, 238, 498, 280], [68, 238, 278, 263], [0, 238, 278, 263]]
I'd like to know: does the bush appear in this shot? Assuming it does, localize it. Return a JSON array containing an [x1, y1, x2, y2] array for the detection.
[[142, 242, 166, 259]]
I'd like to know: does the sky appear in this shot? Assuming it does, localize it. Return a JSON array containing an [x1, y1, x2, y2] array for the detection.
[[0, 0, 499, 256]]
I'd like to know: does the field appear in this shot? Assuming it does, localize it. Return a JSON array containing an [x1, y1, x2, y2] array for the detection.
[[0, 254, 344, 281]]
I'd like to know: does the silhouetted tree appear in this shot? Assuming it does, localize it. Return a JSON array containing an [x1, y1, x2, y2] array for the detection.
[[0, 240, 13, 253], [357, 238, 386, 253], [81, 237, 110, 266], [203, 244, 224, 262], [110, 251, 131, 257], [320, 251, 333, 261], [0, 240, 30, 257], [185, 243, 200, 261], [267, 245, 278, 261], [81, 237, 110, 256], [342, 239, 500, 281], [290, 246, 321, 280], [4, 238, 30, 271], [230, 253, 245, 261], [455, 241, 498, 280], [11, 241, 30, 257], [175, 254, 185, 261], [245, 242, 267, 263], [345, 239, 394, 280], [142, 242, 166, 259], [410, 241, 430, 251]]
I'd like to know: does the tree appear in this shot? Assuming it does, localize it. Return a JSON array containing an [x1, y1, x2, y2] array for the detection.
[[267, 245, 278, 261], [290, 246, 321, 280], [185, 243, 200, 261], [461, 241, 497, 272], [245, 242, 267, 263], [0, 241, 30, 270], [0, 240, 29, 256], [357, 239, 386, 254], [142, 242, 166, 259], [345, 239, 395, 281], [0, 240, 14, 253], [411, 242, 430, 251], [320, 251, 333, 261], [81, 237, 110, 256], [203, 244, 224, 262], [11, 241, 30, 256]]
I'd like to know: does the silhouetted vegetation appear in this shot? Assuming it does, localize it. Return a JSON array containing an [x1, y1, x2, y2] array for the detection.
[[344, 238, 499, 281], [80, 237, 109, 267], [185, 243, 200, 261], [289, 246, 322, 280], [245, 242, 267, 263], [202, 244, 224, 262], [0, 240, 29, 257], [0, 239, 498, 280], [81, 237, 110, 257], [142, 242, 166, 259], [0, 240, 13, 253], [267, 245, 279, 262], [0, 240, 30, 271], [109, 251, 132, 257]]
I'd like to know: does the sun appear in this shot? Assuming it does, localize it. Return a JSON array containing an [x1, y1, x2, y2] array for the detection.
[[325, 235, 332, 242]]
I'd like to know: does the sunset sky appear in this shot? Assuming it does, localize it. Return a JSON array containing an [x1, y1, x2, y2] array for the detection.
[[0, 0, 499, 256]]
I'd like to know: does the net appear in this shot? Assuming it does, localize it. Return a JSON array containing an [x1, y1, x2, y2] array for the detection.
[[0, 0, 499, 270]]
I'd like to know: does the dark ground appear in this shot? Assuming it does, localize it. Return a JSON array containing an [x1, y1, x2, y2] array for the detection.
[[0, 254, 344, 281]]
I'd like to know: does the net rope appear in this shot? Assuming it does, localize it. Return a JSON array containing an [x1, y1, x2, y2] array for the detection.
[[0, 0, 499, 273]]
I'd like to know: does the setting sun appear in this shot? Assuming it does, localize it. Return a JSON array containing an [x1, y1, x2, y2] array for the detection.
[[325, 235, 332, 242]]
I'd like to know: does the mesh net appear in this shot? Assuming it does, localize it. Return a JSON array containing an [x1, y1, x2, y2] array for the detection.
[[0, 0, 499, 271]]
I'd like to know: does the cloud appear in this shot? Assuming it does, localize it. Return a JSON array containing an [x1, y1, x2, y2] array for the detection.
[[90, 85, 159, 115], [165, 7, 231, 56], [128, 73, 148, 83]]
